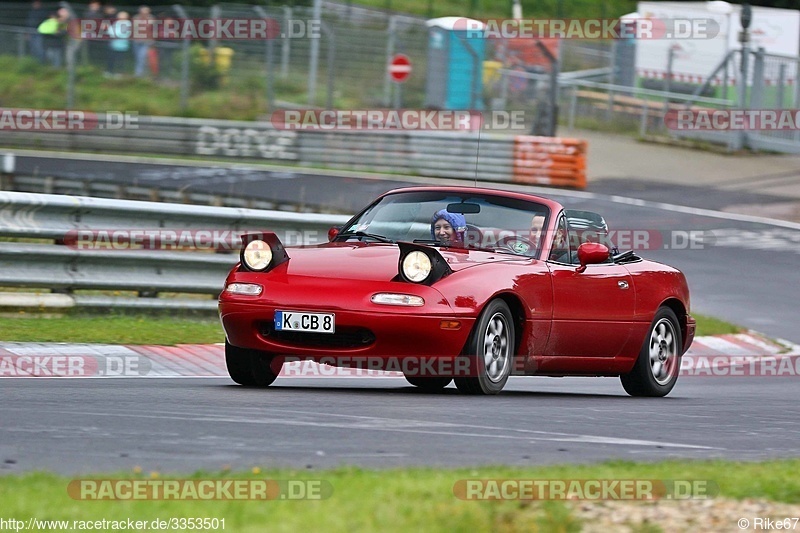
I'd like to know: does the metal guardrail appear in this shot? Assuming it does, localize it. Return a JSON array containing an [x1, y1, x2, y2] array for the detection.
[[0, 191, 348, 240], [4, 174, 336, 213], [0, 115, 587, 188], [0, 191, 349, 310]]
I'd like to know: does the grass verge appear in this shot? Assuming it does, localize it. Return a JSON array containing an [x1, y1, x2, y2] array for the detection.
[[693, 313, 743, 337], [0, 312, 739, 345], [1, 460, 799, 533], [0, 313, 223, 345]]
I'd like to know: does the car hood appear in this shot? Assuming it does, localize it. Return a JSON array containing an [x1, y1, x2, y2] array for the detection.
[[280, 242, 528, 281]]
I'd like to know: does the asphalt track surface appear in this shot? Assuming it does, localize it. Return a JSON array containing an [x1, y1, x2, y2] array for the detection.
[[2, 376, 799, 475], [3, 154, 800, 474]]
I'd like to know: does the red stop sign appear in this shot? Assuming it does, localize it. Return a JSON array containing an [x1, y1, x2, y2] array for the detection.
[[389, 54, 412, 83]]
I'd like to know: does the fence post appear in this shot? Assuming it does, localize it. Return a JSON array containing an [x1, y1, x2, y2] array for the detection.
[[321, 22, 335, 109], [383, 16, 397, 107], [749, 47, 765, 109], [172, 5, 190, 113], [208, 5, 220, 57], [777, 63, 786, 108], [17, 31, 26, 59], [734, 45, 751, 151], [794, 61, 800, 143], [568, 84, 577, 130], [281, 7, 291, 78], [66, 38, 79, 108], [253, 6, 276, 113], [639, 100, 649, 138], [307, 0, 322, 106], [549, 53, 560, 135], [663, 46, 675, 117]]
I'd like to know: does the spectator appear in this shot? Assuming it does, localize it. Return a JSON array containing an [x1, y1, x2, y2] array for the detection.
[[26, 0, 48, 62], [154, 10, 178, 78], [38, 9, 69, 67], [84, 1, 103, 19], [106, 11, 131, 76], [83, 1, 105, 66], [132, 5, 155, 77]]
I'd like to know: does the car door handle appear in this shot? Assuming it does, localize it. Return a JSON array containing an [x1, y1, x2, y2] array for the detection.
[[618, 280, 629, 289]]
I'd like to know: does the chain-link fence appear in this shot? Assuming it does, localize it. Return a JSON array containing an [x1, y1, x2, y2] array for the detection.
[[3, 1, 800, 154]]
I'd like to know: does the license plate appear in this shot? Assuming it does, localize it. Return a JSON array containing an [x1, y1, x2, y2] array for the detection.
[[274, 310, 335, 334]]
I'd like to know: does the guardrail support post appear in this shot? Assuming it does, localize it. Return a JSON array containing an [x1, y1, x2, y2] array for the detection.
[[640, 100, 648, 138], [0, 154, 14, 191]]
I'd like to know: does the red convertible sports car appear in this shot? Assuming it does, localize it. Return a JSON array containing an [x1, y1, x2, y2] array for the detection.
[[219, 186, 695, 396]]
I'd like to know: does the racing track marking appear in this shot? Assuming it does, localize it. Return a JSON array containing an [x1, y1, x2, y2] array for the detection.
[[0, 406, 721, 450], [1, 334, 796, 379]]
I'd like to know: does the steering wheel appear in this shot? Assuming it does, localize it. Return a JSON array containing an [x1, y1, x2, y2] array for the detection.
[[495, 235, 537, 255]]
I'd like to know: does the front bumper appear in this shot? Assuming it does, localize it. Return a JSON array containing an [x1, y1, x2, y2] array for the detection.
[[220, 302, 475, 360]]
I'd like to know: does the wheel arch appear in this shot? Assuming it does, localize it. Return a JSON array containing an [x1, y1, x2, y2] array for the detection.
[[492, 291, 527, 358], [660, 297, 687, 348]]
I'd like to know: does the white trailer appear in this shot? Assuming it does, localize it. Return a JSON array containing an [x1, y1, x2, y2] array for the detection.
[[632, 1, 799, 93]]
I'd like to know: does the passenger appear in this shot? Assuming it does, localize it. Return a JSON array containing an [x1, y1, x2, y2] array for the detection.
[[430, 209, 466, 247], [529, 214, 546, 247]]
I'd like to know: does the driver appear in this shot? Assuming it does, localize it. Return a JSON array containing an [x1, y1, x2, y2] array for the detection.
[[431, 209, 467, 247]]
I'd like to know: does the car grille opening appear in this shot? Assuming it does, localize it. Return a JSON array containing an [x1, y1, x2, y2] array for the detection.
[[259, 322, 376, 349]]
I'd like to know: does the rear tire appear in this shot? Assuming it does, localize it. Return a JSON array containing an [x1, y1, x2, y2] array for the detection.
[[454, 299, 515, 395], [620, 307, 682, 397], [225, 341, 281, 387], [404, 375, 452, 391]]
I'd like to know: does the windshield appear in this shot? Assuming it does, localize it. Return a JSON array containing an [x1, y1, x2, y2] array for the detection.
[[336, 191, 551, 258]]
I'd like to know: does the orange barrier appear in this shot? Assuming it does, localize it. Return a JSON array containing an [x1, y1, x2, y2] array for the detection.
[[512, 136, 587, 189]]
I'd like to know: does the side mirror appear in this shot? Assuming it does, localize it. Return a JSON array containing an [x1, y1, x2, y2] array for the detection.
[[327, 227, 340, 242], [575, 242, 610, 273]]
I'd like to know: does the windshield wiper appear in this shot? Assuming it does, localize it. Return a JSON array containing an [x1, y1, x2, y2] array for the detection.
[[338, 231, 395, 243]]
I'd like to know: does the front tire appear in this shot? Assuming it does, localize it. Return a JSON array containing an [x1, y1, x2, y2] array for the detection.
[[620, 307, 682, 397], [454, 299, 515, 395], [225, 341, 281, 387], [404, 374, 452, 391]]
